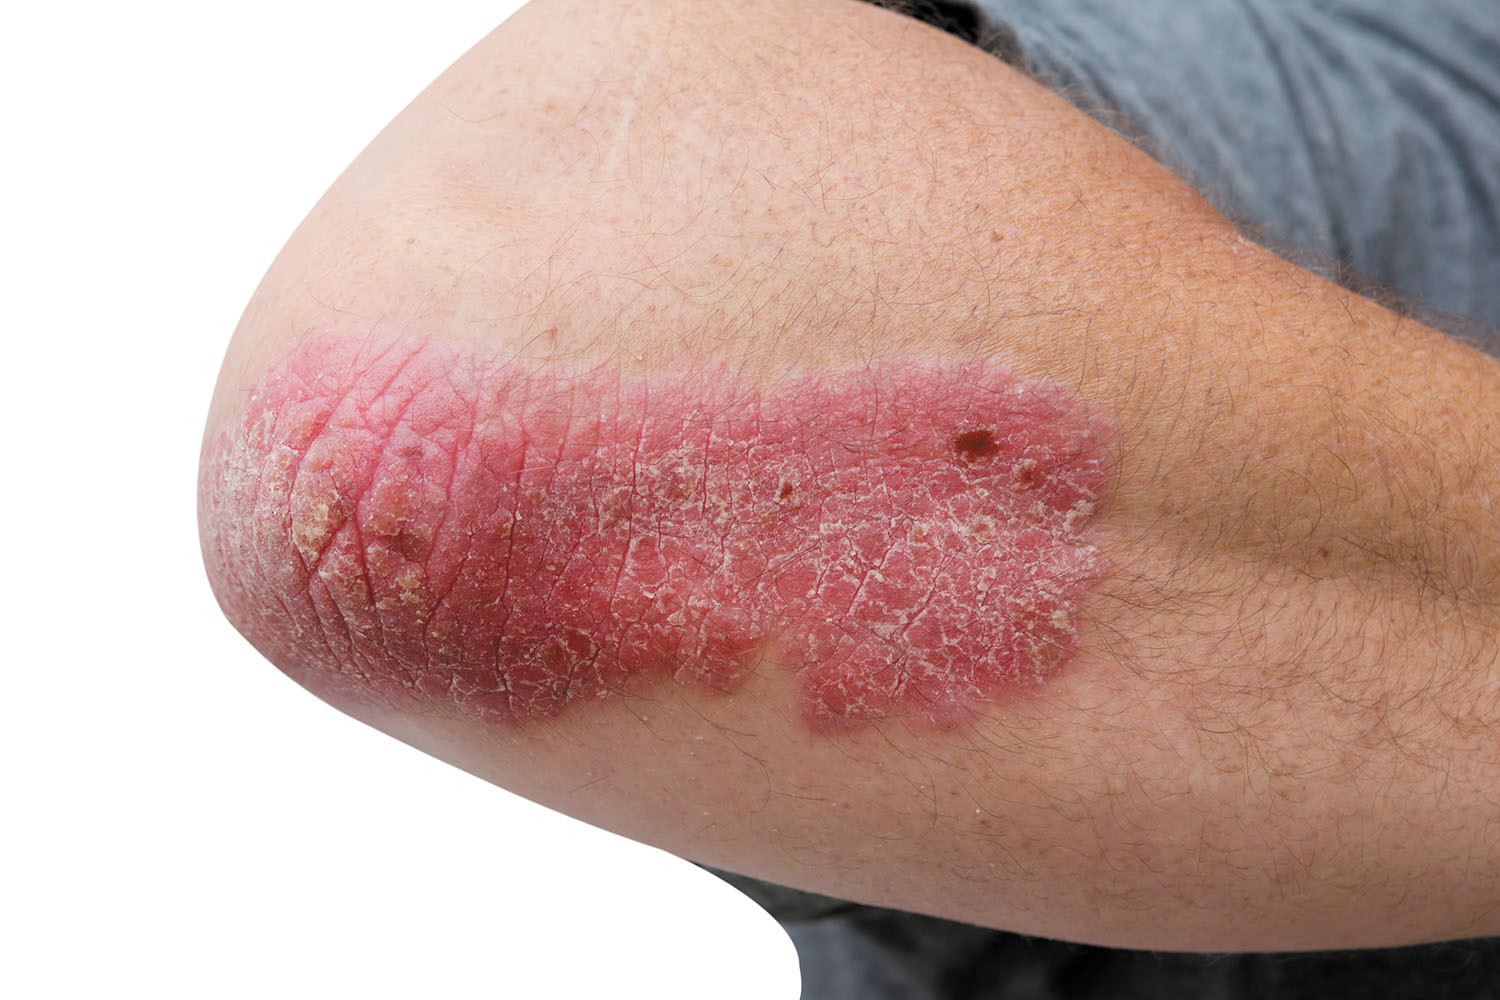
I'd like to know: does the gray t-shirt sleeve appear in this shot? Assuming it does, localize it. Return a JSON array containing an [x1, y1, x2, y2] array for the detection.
[[968, 0, 1500, 343]]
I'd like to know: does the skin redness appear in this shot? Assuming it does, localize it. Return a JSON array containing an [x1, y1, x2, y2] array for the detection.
[[201, 333, 1113, 729]]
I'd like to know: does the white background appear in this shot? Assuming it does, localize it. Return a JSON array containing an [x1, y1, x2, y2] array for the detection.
[[2, 2, 799, 996]]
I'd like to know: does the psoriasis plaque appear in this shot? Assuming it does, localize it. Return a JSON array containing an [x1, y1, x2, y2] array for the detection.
[[200, 333, 1113, 730]]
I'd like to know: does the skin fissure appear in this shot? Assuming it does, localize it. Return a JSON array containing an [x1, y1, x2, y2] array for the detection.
[[201, 332, 1113, 729]]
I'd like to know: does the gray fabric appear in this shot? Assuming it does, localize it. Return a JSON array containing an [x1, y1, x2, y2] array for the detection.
[[719, 1, 1500, 996], [711, 867, 1500, 999], [971, 0, 1500, 346], [787, 911, 1500, 999]]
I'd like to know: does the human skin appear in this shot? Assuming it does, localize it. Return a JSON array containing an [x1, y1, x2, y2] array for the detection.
[[199, 0, 1500, 951]]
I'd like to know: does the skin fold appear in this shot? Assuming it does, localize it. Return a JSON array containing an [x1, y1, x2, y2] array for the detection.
[[200, 0, 1500, 951]]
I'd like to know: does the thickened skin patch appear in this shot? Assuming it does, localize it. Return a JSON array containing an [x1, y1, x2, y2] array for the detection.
[[200, 334, 1112, 729]]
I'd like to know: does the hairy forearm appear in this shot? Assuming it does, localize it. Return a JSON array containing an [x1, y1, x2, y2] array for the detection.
[[200, 0, 1500, 950]]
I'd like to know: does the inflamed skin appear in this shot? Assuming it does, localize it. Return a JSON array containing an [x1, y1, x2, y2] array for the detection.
[[200, 333, 1114, 730]]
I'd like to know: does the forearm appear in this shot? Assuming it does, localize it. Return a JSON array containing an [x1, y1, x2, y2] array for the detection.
[[200, 0, 1500, 950]]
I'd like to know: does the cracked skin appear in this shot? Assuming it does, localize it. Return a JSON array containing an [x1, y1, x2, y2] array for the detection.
[[199, 331, 1113, 730]]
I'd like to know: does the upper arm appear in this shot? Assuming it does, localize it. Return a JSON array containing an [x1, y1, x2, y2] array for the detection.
[[200, 0, 1500, 950]]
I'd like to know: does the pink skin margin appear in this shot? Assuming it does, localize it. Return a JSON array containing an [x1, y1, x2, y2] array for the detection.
[[200, 333, 1113, 730]]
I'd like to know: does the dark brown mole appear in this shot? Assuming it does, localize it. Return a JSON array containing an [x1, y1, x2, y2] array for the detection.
[[777, 481, 796, 501], [952, 428, 999, 462]]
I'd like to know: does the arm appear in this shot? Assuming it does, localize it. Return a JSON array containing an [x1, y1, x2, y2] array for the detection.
[[199, 0, 1500, 951]]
